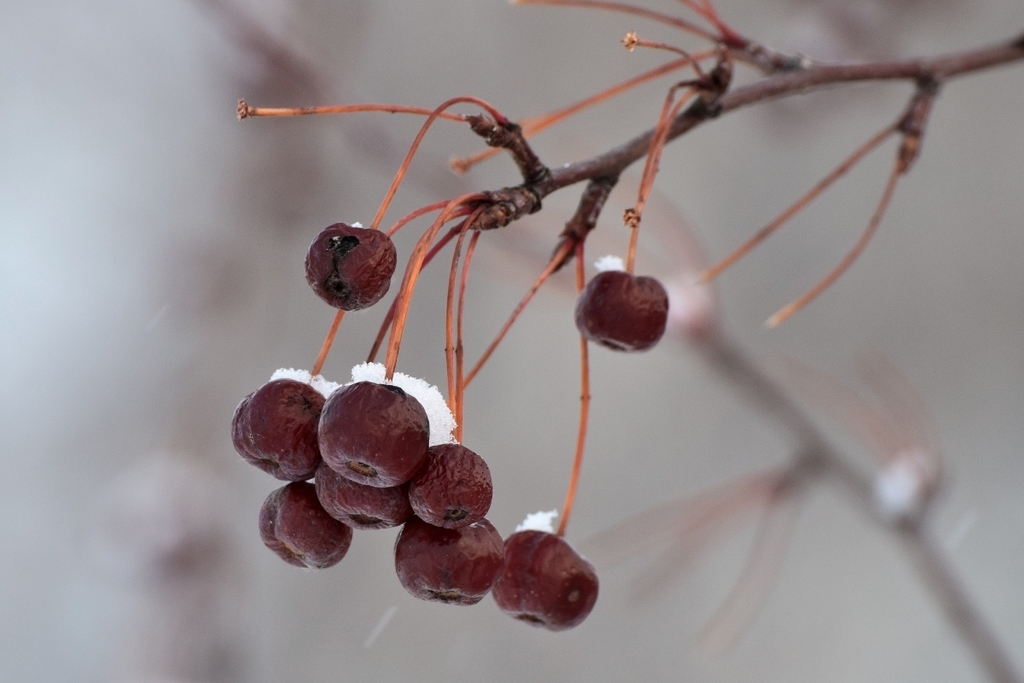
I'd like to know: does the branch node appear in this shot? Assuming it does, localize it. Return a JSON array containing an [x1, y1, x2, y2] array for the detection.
[[465, 114, 552, 187]]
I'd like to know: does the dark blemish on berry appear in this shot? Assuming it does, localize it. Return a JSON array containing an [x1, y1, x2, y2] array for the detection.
[[327, 234, 360, 256], [516, 614, 545, 624], [428, 589, 465, 603], [443, 508, 469, 522], [382, 384, 406, 396], [348, 513, 383, 526], [347, 461, 378, 478]]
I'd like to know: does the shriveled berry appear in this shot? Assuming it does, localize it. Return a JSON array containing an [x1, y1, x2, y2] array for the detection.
[[305, 223, 397, 310], [492, 530, 599, 631], [231, 379, 324, 481], [315, 461, 413, 530], [574, 270, 669, 351], [259, 482, 353, 569], [408, 444, 492, 529], [318, 381, 430, 487], [394, 516, 504, 605]]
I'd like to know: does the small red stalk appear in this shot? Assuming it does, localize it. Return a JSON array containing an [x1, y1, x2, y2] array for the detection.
[[557, 241, 591, 537], [455, 231, 481, 443], [311, 310, 345, 377]]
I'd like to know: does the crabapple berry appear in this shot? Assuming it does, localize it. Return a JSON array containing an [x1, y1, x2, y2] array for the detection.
[[492, 530, 599, 631], [394, 516, 505, 605], [574, 270, 669, 351], [231, 379, 325, 481], [407, 443, 493, 529], [318, 381, 430, 487], [305, 223, 398, 310], [259, 482, 353, 569], [314, 461, 413, 530]]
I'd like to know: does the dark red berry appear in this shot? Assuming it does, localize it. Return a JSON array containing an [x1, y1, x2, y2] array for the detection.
[[574, 270, 669, 352], [258, 482, 353, 569], [315, 461, 413, 530], [231, 379, 324, 481], [492, 530, 599, 631], [318, 381, 430, 488], [394, 516, 505, 605], [305, 223, 397, 311], [408, 444, 492, 529]]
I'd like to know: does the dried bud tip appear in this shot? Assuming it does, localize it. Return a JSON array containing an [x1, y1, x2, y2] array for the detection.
[[623, 207, 640, 229], [623, 32, 639, 51], [237, 99, 252, 120]]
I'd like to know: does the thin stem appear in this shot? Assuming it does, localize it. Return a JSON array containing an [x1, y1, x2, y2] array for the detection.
[[311, 310, 345, 377], [700, 125, 896, 283], [557, 241, 591, 537], [765, 160, 902, 327], [463, 239, 574, 388], [237, 100, 465, 121], [455, 231, 481, 442], [626, 86, 695, 272], [366, 222, 467, 364], [386, 199, 458, 238], [383, 195, 485, 378], [445, 225, 471, 416], [369, 97, 506, 231]]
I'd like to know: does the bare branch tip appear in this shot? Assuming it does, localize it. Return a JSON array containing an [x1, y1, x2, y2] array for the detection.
[[623, 31, 639, 51], [623, 207, 640, 229], [448, 156, 470, 176], [237, 99, 252, 120]]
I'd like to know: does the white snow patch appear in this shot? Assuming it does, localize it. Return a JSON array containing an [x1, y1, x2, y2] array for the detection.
[[270, 368, 341, 398], [515, 510, 558, 533], [347, 362, 457, 446], [594, 255, 625, 272], [351, 221, 363, 228]]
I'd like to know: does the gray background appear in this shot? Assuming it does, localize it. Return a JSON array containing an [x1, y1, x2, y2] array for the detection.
[[2, 0, 1023, 681]]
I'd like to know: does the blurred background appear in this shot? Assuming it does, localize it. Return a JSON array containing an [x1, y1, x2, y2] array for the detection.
[[2, 0, 1023, 681]]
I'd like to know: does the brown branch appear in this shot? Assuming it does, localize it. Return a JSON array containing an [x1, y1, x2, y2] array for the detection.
[[535, 34, 1024, 197], [697, 334, 1022, 683]]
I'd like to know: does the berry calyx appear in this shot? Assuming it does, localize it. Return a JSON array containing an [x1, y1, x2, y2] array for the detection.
[[259, 482, 353, 569], [305, 223, 398, 311], [231, 379, 325, 481], [318, 381, 430, 487], [407, 443, 493, 529], [314, 462, 413, 530], [394, 516, 505, 605], [492, 530, 599, 631], [574, 270, 669, 351]]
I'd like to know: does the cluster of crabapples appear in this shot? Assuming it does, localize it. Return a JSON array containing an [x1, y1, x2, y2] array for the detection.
[[231, 220, 671, 630]]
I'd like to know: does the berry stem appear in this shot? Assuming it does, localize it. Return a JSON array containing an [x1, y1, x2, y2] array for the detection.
[[386, 200, 459, 238], [700, 125, 896, 284], [369, 98, 509, 232], [237, 100, 466, 121], [384, 196, 486, 379], [455, 230, 481, 442], [463, 239, 574, 388], [556, 241, 591, 537], [766, 158, 903, 327], [311, 310, 345, 377], [445, 223, 472, 418], [626, 85, 696, 273], [366, 222, 469, 364]]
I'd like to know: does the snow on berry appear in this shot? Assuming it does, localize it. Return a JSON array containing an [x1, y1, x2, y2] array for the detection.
[[348, 362, 456, 445], [593, 255, 625, 272], [515, 510, 559, 533], [270, 368, 342, 398]]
